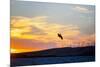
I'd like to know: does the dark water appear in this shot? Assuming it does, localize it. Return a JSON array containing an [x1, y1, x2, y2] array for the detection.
[[11, 56, 95, 66]]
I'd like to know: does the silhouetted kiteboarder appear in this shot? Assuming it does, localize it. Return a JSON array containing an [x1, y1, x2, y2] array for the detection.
[[57, 33, 63, 40], [57, 33, 65, 47]]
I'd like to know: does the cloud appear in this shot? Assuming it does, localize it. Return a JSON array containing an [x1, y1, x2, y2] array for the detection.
[[73, 6, 91, 13], [11, 16, 95, 53], [11, 16, 80, 40]]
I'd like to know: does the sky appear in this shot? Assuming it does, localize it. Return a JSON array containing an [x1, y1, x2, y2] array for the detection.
[[10, 0, 95, 53], [20, 0, 96, 5]]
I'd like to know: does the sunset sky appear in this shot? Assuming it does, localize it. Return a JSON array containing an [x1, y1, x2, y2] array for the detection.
[[10, 0, 95, 53]]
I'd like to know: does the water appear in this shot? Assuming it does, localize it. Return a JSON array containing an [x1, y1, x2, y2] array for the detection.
[[11, 56, 95, 66]]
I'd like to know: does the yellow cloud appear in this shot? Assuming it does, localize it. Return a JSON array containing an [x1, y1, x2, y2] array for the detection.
[[11, 16, 80, 40]]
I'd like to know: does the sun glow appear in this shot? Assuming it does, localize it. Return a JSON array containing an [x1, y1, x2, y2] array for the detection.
[[11, 49, 18, 53]]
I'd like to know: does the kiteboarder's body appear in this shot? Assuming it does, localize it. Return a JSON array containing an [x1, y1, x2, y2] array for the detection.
[[57, 33, 63, 40]]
